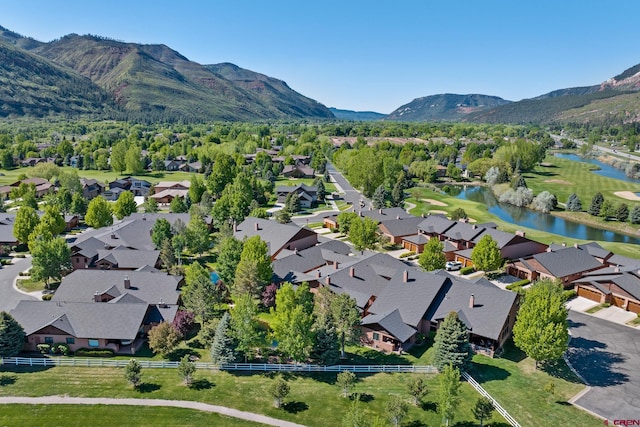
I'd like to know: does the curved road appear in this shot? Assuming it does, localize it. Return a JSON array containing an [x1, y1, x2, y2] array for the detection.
[[0, 396, 306, 427], [0, 256, 36, 313]]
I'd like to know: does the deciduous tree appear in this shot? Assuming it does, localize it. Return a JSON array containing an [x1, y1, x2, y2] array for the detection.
[[473, 397, 494, 427], [349, 217, 378, 252], [13, 206, 40, 243], [270, 282, 315, 362], [330, 294, 360, 359], [386, 396, 409, 427], [418, 238, 446, 271], [113, 191, 137, 220], [512, 279, 568, 369], [85, 196, 113, 228], [29, 235, 71, 288], [124, 359, 142, 388], [438, 364, 461, 427], [182, 262, 217, 323], [148, 322, 179, 357], [269, 377, 290, 409], [471, 234, 504, 272], [216, 237, 243, 287], [151, 218, 173, 249], [177, 355, 196, 386], [186, 215, 211, 256], [408, 376, 428, 406], [230, 293, 262, 362], [336, 371, 356, 398]]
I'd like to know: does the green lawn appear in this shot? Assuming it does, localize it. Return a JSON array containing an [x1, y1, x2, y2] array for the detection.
[[15, 278, 59, 293], [0, 404, 260, 427], [470, 343, 601, 427], [0, 166, 196, 186], [0, 366, 504, 427], [273, 177, 337, 194]]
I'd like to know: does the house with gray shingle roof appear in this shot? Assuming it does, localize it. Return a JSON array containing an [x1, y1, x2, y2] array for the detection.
[[276, 183, 317, 208], [572, 266, 640, 313], [378, 216, 424, 245], [234, 217, 318, 260]]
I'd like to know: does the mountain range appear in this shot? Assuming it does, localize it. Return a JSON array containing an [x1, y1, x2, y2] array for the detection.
[[1, 24, 640, 125]]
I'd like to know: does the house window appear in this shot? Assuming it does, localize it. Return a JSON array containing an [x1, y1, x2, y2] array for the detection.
[[44, 337, 54, 344], [66, 337, 75, 344], [88, 339, 99, 347], [372, 332, 380, 341]]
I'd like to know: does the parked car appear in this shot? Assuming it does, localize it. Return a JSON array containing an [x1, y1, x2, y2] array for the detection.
[[445, 261, 462, 271]]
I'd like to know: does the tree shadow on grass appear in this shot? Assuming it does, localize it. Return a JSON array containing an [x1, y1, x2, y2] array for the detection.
[[350, 393, 374, 403], [468, 362, 510, 383], [420, 400, 437, 412], [137, 382, 161, 393], [190, 378, 214, 390], [283, 401, 308, 414], [166, 348, 196, 361], [540, 360, 583, 384], [0, 374, 16, 386], [453, 422, 510, 427], [405, 421, 428, 427], [498, 340, 527, 363]]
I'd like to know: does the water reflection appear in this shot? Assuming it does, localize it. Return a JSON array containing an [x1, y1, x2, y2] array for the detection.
[[453, 186, 640, 244]]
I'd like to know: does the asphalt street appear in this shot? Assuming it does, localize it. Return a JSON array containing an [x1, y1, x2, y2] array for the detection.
[[566, 310, 640, 421], [0, 256, 35, 313]]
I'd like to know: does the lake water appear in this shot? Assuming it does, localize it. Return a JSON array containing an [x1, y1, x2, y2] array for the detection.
[[554, 153, 640, 183], [450, 186, 640, 244]]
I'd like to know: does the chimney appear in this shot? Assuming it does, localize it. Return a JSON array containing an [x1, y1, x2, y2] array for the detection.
[[316, 270, 321, 278], [94, 292, 100, 303], [403, 270, 409, 283], [546, 246, 552, 252], [349, 266, 355, 277], [515, 230, 525, 238], [110, 233, 117, 239], [472, 224, 477, 229], [334, 261, 339, 270], [379, 209, 382, 215], [142, 215, 146, 221], [396, 215, 400, 220], [255, 222, 260, 231], [124, 275, 131, 289], [325, 276, 331, 286], [561, 242, 566, 247], [159, 297, 166, 308], [469, 294, 475, 309], [614, 266, 620, 273], [359, 211, 363, 217], [574, 243, 579, 249], [294, 248, 298, 255]]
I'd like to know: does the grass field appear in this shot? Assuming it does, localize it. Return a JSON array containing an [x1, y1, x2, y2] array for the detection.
[[0, 366, 500, 427], [0, 404, 261, 427]]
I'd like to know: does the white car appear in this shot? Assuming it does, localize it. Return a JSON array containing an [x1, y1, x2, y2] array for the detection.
[[445, 261, 462, 271]]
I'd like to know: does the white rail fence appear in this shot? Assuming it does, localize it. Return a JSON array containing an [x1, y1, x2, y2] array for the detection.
[[1, 357, 520, 426], [0, 357, 437, 373], [462, 371, 521, 427]]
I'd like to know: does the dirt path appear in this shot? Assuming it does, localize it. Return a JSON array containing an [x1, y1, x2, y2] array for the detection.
[[0, 396, 306, 427]]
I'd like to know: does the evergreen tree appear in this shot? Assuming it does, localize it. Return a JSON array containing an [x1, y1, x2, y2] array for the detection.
[[371, 185, 386, 209], [588, 192, 604, 216], [312, 325, 340, 365], [274, 207, 292, 224], [316, 179, 326, 202], [616, 203, 630, 222], [210, 312, 236, 365], [630, 205, 640, 224], [511, 174, 527, 189], [177, 355, 196, 386], [170, 196, 188, 213], [418, 238, 446, 271], [390, 181, 405, 208], [566, 193, 582, 212], [124, 359, 143, 388], [0, 311, 25, 357], [143, 197, 159, 213], [432, 311, 472, 371], [182, 262, 217, 323], [513, 279, 568, 369]]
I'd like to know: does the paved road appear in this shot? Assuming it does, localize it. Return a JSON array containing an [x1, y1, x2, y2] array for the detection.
[[0, 256, 35, 313], [551, 134, 640, 162], [566, 311, 640, 421], [0, 396, 306, 427]]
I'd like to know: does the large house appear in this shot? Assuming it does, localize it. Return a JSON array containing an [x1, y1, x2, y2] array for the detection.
[[150, 181, 191, 204], [103, 177, 151, 200], [321, 252, 518, 355], [12, 269, 182, 353], [276, 184, 318, 209], [234, 217, 318, 260], [572, 266, 640, 313]]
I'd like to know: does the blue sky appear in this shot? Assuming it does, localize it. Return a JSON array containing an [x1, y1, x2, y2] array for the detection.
[[3, 1, 640, 113]]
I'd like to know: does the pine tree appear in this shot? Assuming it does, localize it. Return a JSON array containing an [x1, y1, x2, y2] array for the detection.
[[616, 203, 630, 222], [371, 185, 386, 209], [312, 325, 340, 365], [0, 311, 25, 357], [566, 193, 582, 212], [390, 181, 404, 208], [210, 312, 236, 365], [124, 359, 142, 388], [588, 192, 604, 216], [630, 205, 640, 224], [432, 311, 472, 371], [473, 397, 494, 427]]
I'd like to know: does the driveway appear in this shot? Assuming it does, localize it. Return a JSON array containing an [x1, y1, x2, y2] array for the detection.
[[0, 256, 36, 313], [325, 162, 371, 208], [566, 311, 640, 421]]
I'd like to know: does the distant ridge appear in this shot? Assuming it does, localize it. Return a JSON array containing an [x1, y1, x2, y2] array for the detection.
[[386, 93, 511, 122], [329, 108, 385, 121]]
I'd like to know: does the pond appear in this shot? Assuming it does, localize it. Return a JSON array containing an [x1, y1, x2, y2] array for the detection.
[[449, 185, 640, 244], [554, 153, 640, 183]]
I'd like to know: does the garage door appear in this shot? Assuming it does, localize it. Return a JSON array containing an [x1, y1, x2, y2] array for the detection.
[[612, 295, 626, 309], [627, 300, 640, 314], [577, 286, 602, 303]]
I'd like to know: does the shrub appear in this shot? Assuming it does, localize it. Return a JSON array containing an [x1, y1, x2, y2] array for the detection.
[[41, 294, 53, 301], [602, 302, 611, 308], [52, 343, 70, 356], [459, 266, 474, 275], [399, 251, 416, 258], [506, 279, 530, 290], [562, 290, 577, 301], [36, 344, 51, 354], [75, 348, 115, 357]]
